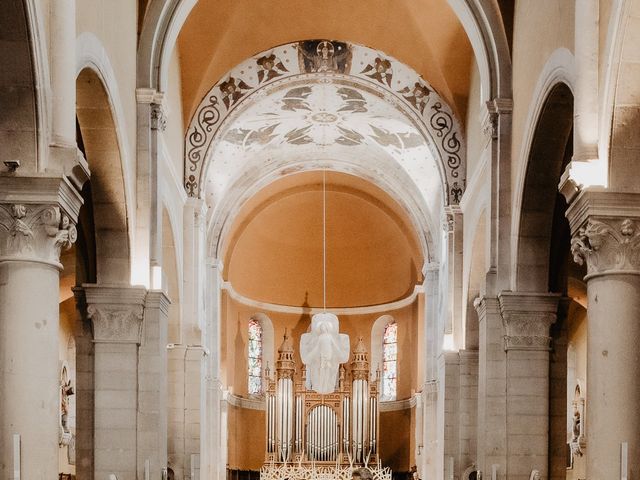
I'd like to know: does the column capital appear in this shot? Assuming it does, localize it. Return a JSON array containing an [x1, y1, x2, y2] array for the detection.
[[481, 97, 513, 141], [498, 291, 560, 351], [83, 284, 147, 344], [566, 189, 640, 278], [145, 289, 171, 314], [473, 295, 500, 320], [0, 175, 83, 267]]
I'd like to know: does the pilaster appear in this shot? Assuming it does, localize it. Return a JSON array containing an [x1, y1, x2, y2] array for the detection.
[[482, 98, 513, 295], [474, 296, 506, 479], [498, 292, 560, 480], [138, 290, 170, 480], [84, 284, 147, 480]]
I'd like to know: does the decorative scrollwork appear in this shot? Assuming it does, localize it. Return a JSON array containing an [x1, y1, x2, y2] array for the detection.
[[184, 41, 466, 204], [430, 102, 462, 178]]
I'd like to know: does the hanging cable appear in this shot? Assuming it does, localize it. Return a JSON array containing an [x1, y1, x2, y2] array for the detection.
[[323, 169, 327, 311]]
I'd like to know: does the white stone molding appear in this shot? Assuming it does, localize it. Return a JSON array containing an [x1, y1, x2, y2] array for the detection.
[[222, 280, 423, 316], [566, 189, 640, 279], [498, 292, 560, 351], [0, 176, 82, 267], [378, 395, 418, 412], [226, 393, 265, 411], [83, 285, 147, 344]]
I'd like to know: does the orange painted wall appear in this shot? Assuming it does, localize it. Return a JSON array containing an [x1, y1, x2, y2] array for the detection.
[[227, 405, 267, 470]]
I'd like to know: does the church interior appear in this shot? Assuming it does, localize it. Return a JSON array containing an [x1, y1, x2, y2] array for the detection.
[[1, 1, 639, 479]]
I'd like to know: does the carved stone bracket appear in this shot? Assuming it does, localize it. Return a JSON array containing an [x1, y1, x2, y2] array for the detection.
[[498, 292, 560, 351], [481, 97, 512, 143], [566, 189, 640, 279], [0, 176, 82, 266], [83, 285, 147, 344], [150, 103, 167, 132]]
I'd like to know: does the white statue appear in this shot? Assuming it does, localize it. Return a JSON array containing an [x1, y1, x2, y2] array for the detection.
[[300, 312, 350, 394]]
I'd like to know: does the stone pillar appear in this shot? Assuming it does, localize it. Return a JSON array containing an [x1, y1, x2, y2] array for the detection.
[[444, 208, 464, 348], [73, 287, 95, 479], [50, 0, 75, 147], [0, 176, 82, 479], [137, 290, 170, 479], [437, 352, 460, 480], [135, 89, 166, 285], [458, 350, 478, 475], [203, 259, 224, 480], [567, 189, 640, 480], [481, 98, 513, 294], [474, 296, 506, 479], [85, 284, 146, 480], [498, 292, 560, 480]]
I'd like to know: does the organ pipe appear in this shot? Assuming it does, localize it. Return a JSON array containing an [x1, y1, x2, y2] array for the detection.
[[266, 332, 379, 467]]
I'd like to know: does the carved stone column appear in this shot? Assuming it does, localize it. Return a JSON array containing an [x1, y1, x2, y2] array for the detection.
[[84, 284, 146, 480], [566, 189, 640, 480], [499, 292, 560, 480], [0, 176, 82, 479]]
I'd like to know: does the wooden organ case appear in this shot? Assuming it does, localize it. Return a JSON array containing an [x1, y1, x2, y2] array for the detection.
[[263, 332, 387, 477]]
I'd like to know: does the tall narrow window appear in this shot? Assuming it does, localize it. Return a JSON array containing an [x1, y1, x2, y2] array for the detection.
[[382, 322, 398, 401], [248, 318, 263, 395]]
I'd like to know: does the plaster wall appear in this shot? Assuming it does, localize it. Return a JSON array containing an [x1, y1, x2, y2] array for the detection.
[[222, 294, 419, 401], [465, 58, 485, 181], [227, 405, 266, 470], [165, 47, 186, 178], [76, 0, 137, 183], [511, 1, 574, 193]]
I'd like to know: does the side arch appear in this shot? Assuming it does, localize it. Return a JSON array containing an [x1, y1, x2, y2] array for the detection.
[[76, 68, 132, 283], [0, 0, 38, 171], [513, 83, 573, 292]]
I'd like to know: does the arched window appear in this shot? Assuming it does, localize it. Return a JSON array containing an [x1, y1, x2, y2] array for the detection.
[[248, 318, 263, 394], [382, 322, 398, 401]]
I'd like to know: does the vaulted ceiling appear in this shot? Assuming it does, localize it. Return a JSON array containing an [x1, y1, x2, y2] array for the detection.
[[177, 0, 473, 127]]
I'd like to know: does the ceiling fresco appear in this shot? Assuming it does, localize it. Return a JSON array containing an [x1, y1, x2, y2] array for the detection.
[[185, 40, 465, 208]]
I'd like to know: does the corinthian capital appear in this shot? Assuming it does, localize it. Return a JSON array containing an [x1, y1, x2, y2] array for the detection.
[[571, 218, 640, 277], [0, 204, 78, 259], [83, 285, 147, 344], [566, 190, 640, 279], [498, 292, 560, 351]]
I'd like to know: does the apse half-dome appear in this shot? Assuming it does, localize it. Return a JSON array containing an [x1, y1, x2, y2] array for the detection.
[[223, 171, 424, 308]]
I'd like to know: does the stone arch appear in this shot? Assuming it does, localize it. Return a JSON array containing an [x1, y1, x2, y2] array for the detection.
[[185, 40, 465, 207], [209, 159, 436, 268], [514, 83, 574, 292], [76, 68, 132, 283], [138, 0, 510, 106], [606, 0, 640, 192], [0, 0, 38, 172], [447, 0, 512, 102]]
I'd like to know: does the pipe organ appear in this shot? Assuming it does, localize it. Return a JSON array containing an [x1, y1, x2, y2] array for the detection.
[[264, 333, 381, 469]]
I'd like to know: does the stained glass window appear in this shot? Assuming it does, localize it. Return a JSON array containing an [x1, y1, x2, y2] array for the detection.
[[248, 318, 263, 395], [382, 322, 397, 401]]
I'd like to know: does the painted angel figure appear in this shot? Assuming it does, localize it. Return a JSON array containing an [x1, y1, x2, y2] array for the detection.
[[300, 312, 350, 394]]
